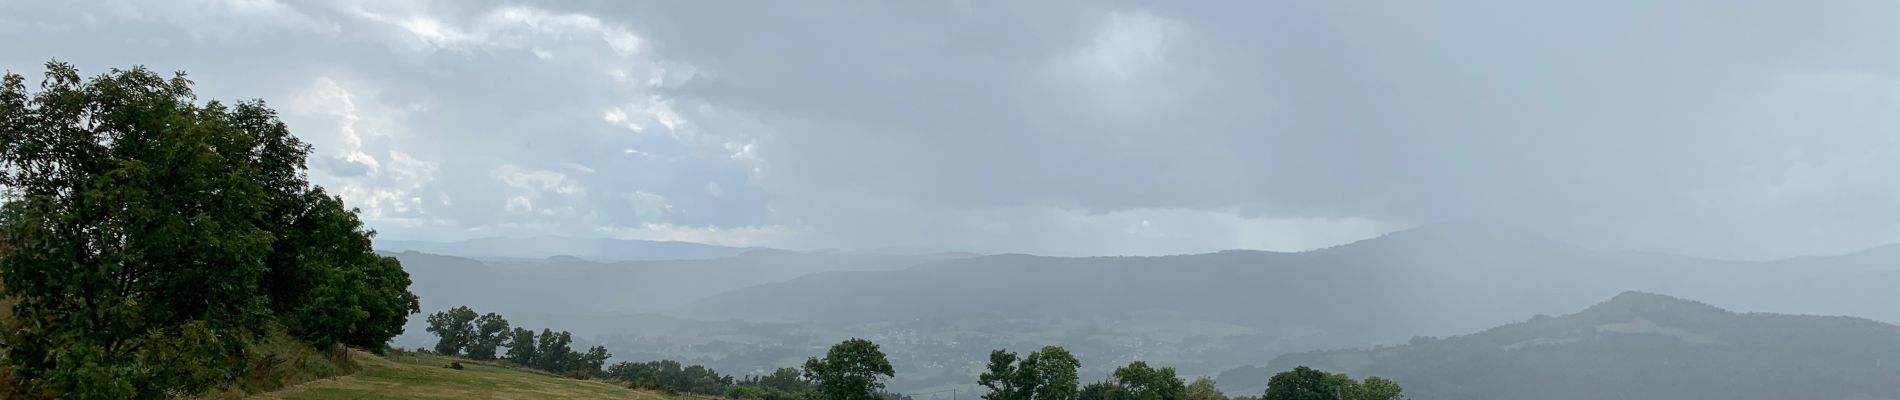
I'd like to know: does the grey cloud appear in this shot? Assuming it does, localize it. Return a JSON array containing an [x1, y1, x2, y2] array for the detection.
[[2, 0, 770, 242], [6, 0, 1898, 257], [317, 155, 374, 178], [581, 0, 1900, 258]]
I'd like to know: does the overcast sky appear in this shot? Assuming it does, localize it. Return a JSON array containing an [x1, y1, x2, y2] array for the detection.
[[4, 0, 1897, 259]]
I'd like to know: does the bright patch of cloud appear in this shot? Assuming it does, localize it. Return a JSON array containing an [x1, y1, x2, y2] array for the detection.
[[283, 76, 440, 224], [493, 164, 582, 196], [594, 223, 808, 247], [628, 191, 674, 217]]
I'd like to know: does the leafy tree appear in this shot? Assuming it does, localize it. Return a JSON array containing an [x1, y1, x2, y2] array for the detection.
[[534, 329, 577, 372], [606, 359, 738, 395], [744, 367, 811, 393], [465, 312, 510, 360], [0, 61, 416, 398], [264, 190, 418, 350], [980, 350, 1029, 399], [980, 345, 1080, 400], [1079, 382, 1122, 400], [1261, 367, 1402, 400], [1345, 376, 1403, 400], [503, 327, 538, 365], [1186, 377, 1227, 400], [580, 345, 612, 374], [1110, 361, 1187, 400], [340, 254, 420, 350], [1028, 346, 1082, 400], [424, 306, 478, 356], [1263, 366, 1336, 400], [803, 338, 896, 400]]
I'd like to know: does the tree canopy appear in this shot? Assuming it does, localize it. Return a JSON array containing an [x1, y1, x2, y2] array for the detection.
[[0, 61, 417, 398], [1185, 377, 1227, 400], [1262, 366, 1403, 400], [980, 345, 1081, 400], [425, 306, 479, 356], [804, 338, 897, 400]]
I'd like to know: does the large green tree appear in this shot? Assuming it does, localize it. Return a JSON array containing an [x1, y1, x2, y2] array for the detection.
[[1079, 382, 1121, 400], [980, 345, 1081, 400], [503, 327, 538, 366], [803, 338, 896, 400], [534, 329, 577, 372], [1110, 361, 1187, 400], [466, 312, 510, 360], [1263, 367, 1401, 400], [579, 345, 612, 374], [1343, 376, 1403, 400], [981, 350, 1031, 400], [0, 62, 417, 398], [1186, 377, 1227, 400], [1263, 366, 1334, 400], [269, 191, 419, 350], [424, 306, 478, 356]]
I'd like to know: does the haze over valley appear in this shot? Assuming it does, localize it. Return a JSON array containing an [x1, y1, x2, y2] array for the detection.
[[6, 1, 1900, 399], [383, 224, 1900, 396]]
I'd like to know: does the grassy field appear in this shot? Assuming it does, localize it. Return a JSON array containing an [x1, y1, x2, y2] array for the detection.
[[251, 351, 681, 400]]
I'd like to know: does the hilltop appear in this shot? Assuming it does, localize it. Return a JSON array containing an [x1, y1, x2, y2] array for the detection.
[[1218, 292, 1900, 400], [676, 224, 1900, 340], [253, 350, 682, 400]]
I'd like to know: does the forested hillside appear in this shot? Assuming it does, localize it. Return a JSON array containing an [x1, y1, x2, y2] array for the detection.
[[678, 224, 1900, 344], [1221, 292, 1900, 400], [378, 224, 1900, 394]]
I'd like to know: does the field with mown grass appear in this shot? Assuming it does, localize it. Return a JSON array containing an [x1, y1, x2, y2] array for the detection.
[[250, 350, 682, 400]]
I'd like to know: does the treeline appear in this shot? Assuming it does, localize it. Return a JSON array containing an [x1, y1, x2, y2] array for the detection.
[[424, 307, 1402, 400], [982, 347, 1400, 400], [605, 337, 912, 400], [0, 62, 420, 398], [422, 310, 908, 399], [422, 306, 611, 377]]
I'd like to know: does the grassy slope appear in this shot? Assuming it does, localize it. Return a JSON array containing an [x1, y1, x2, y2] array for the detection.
[[252, 351, 680, 400]]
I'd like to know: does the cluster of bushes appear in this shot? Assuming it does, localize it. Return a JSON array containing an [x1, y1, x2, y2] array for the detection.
[[0, 62, 420, 398], [422, 306, 611, 377]]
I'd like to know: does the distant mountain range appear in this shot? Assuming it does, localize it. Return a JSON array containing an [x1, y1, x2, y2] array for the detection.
[[376, 236, 764, 261], [674, 224, 1900, 348], [382, 224, 1900, 394], [1217, 292, 1900, 400], [384, 249, 972, 349], [389, 250, 969, 316]]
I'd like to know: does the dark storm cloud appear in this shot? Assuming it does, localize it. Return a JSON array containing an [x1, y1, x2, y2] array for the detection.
[[581, 0, 1900, 258], [4, 0, 1897, 257]]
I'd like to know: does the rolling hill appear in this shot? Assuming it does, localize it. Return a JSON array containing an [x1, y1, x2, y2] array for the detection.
[[1218, 292, 1900, 400], [392, 250, 968, 315], [252, 350, 681, 400], [386, 249, 970, 349], [674, 224, 1900, 350], [383, 224, 1900, 394]]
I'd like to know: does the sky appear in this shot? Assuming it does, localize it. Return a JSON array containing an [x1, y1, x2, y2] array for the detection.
[[3, 0, 1898, 259]]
